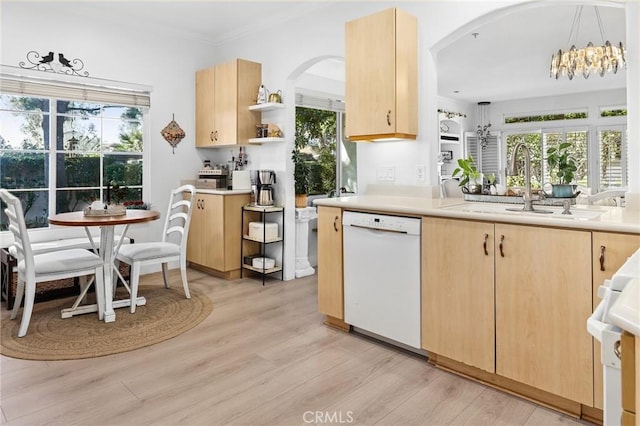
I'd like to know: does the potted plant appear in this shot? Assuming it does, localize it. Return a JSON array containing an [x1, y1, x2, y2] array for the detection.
[[452, 155, 482, 194], [292, 148, 310, 208], [546, 142, 577, 197]]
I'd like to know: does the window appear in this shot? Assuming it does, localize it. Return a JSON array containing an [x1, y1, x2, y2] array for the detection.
[[465, 133, 501, 183], [504, 111, 588, 124], [503, 128, 588, 189], [598, 126, 627, 189], [1, 80, 148, 230], [295, 94, 357, 197]]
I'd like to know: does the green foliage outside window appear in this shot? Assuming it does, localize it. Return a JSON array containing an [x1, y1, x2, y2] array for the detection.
[[294, 107, 337, 195], [600, 109, 627, 117], [504, 112, 587, 124], [0, 93, 144, 229]]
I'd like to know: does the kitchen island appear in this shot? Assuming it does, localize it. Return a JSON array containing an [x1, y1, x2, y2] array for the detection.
[[314, 194, 640, 424]]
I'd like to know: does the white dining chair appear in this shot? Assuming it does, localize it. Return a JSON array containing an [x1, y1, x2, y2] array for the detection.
[[0, 189, 105, 337], [115, 185, 196, 313]]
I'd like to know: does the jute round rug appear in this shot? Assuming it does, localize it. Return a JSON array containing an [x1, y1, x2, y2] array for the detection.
[[0, 285, 212, 360]]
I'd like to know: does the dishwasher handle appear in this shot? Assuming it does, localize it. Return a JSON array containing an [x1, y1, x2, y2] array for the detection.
[[349, 224, 408, 234]]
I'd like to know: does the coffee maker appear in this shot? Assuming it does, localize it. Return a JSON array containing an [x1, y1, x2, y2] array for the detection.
[[257, 170, 276, 206]]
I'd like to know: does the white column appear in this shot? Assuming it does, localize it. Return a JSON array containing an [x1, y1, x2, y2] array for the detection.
[[294, 206, 317, 278], [625, 0, 639, 210]]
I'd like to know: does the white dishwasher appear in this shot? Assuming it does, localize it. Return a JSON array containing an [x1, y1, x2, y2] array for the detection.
[[342, 211, 421, 350]]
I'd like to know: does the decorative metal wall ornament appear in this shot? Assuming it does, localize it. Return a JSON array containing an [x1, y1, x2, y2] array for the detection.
[[19, 50, 89, 77], [160, 114, 186, 154], [476, 101, 492, 150]]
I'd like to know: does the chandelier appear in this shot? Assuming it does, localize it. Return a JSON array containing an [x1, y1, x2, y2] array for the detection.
[[550, 6, 626, 80], [477, 101, 491, 150]]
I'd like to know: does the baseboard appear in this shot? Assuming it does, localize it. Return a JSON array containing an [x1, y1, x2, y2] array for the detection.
[[429, 353, 602, 423]]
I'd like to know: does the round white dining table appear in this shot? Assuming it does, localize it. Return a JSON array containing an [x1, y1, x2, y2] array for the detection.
[[48, 210, 160, 322]]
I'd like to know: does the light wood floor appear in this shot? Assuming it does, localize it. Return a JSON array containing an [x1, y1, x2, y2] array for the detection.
[[1, 269, 593, 426]]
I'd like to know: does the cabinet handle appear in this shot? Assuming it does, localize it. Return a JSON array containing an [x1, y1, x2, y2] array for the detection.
[[483, 233, 489, 256], [214, 130, 218, 141], [614, 340, 621, 359], [386, 110, 391, 126], [333, 216, 339, 232], [599, 245, 606, 271], [201, 199, 205, 209], [499, 235, 505, 257], [209, 131, 215, 142]]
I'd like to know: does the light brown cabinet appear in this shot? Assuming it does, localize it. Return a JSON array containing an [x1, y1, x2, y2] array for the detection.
[[317, 206, 343, 319], [345, 8, 417, 141], [495, 224, 593, 405], [195, 59, 261, 147], [187, 193, 249, 278], [422, 218, 595, 405], [591, 232, 640, 409], [422, 217, 495, 373]]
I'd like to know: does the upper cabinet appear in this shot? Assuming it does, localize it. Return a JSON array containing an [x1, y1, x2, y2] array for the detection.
[[195, 59, 261, 147], [345, 8, 418, 142]]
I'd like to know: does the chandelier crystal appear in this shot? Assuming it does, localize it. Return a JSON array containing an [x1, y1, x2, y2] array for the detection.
[[550, 6, 626, 80]]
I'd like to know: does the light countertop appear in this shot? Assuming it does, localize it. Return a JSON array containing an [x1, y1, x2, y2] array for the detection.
[[313, 195, 640, 234]]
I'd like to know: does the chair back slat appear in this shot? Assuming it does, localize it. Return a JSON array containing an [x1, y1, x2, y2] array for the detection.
[[0, 189, 36, 280], [161, 185, 195, 245]]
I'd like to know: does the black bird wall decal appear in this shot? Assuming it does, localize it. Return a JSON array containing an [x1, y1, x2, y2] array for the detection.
[[58, 53, 72, 67], [39, 51, 54, 64]]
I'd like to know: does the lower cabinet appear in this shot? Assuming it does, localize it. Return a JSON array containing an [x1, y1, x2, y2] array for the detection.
[[187, 193, 249, 277], [591, 231, 640, 409], [422, 217, 495, 373], [320, 209, 636, 412], [317, 206, 343, 319], [423, 218, 594, 406], [495, 223, 593, 405]]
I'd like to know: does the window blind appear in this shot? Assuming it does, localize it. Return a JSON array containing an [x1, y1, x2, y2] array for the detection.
[[295, 93, 345, 113], [0, 73, 150, 108], [465, 134, 501, 180]]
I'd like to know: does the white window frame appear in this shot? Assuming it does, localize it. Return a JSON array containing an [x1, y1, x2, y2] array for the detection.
[[0, 67, 151, 235]]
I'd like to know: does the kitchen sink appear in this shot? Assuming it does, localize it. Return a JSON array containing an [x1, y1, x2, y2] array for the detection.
[[441, 202, 606, 220]]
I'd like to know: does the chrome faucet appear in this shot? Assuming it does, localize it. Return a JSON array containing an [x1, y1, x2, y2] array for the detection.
[[508, 142, 540, 212]]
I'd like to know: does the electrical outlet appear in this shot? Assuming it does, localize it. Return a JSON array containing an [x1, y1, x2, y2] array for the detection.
[[376, 166, 396, 182], [416, 164, 425, 182]]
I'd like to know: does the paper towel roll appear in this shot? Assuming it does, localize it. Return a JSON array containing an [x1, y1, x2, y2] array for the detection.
[[232, 170, 251, 190]]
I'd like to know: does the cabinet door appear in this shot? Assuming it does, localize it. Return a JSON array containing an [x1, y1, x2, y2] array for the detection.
[[221, 194, 249, 271], [187, 196, 204, 264], [317, 206, 343, 318], [201, 194, 225, 270], [235, 59, 262, 145], [345, 8, 417, 140], [496, 224, 593, 405], [422, 217, 495, 372], [213, 60, 237, 146], [592, 232, 640, 409], [195, 67, 216, 147]]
